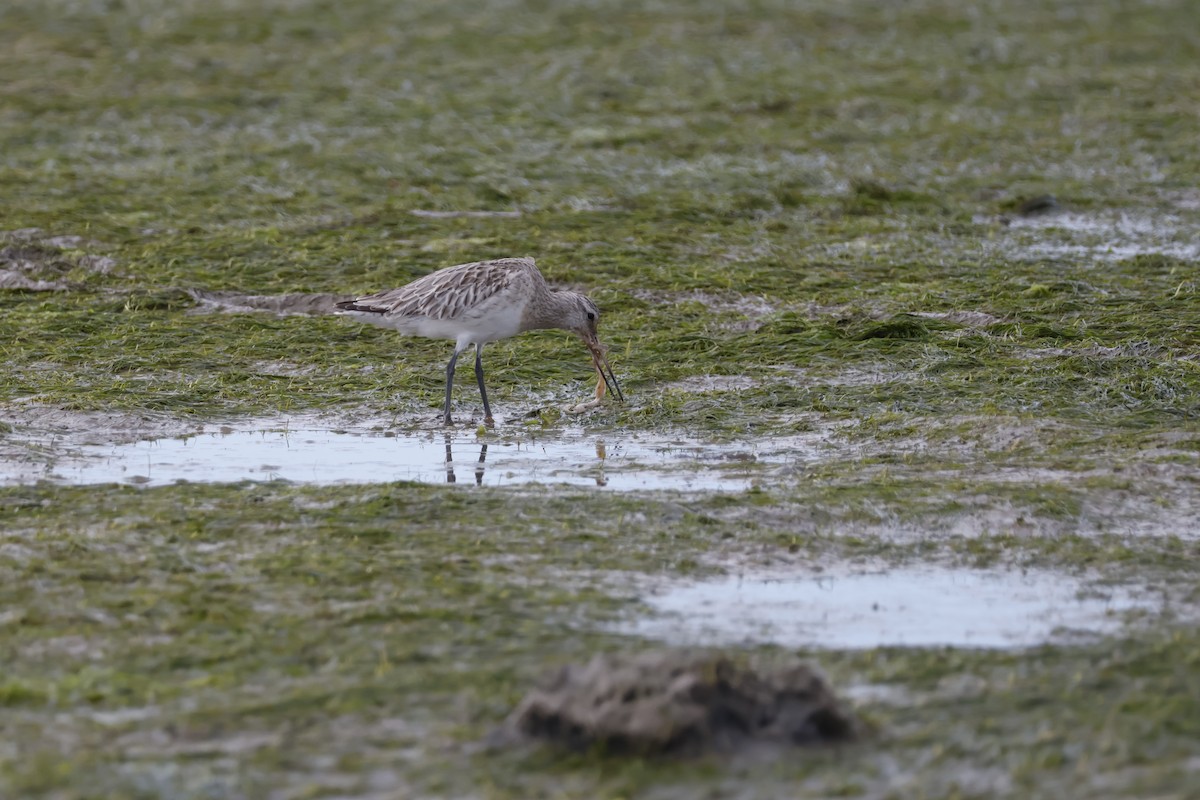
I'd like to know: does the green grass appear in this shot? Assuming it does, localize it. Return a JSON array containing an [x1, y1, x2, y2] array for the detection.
[[2, 0, 1200, 797]]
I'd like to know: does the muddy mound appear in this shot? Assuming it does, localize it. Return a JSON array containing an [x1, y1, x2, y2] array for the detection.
[[498, 651, 859, 756], [1, 228, 117, 291]]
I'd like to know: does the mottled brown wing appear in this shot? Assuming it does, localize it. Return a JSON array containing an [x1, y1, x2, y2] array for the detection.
[[351, 257, 538, 320]]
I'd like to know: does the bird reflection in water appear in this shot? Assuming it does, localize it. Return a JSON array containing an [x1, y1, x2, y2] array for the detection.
[[443, 435, 610, 487], [444, 434, 488, 485], [594, 440, 608, 487]]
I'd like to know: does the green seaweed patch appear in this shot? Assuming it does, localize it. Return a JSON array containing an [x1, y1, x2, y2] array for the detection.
[[852, 314, 937, 340], [842, 179, 947, 217]]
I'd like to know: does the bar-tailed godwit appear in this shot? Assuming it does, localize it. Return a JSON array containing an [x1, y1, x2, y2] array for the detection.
[[336, 257, 623, 425]]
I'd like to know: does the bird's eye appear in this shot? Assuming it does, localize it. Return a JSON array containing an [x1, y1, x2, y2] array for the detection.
[[587, 312, 596, 321]]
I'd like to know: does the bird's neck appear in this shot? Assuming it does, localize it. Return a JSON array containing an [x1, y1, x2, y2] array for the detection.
[[525, 289, 578, 331]]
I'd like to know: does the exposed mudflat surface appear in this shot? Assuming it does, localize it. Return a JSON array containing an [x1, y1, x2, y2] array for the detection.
[[980, 210, 1200, 261]]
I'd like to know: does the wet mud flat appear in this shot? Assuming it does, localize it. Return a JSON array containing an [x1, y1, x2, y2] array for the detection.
[[4, 0, 1200, 795], [4, 410, 1179, 679], [2, 340, 1197, 786], [3, 464, 1196, 800]]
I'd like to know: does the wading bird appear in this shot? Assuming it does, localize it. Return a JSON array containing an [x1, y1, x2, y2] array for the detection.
[[335, 257, 623, 425]]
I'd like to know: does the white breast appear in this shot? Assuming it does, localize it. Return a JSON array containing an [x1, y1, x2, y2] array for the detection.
[[385, 292, 528, 346]]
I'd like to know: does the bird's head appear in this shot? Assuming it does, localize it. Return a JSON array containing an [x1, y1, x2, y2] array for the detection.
[[563, 292, 624, 403]]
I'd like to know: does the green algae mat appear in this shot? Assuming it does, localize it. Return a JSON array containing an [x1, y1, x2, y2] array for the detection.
[[2, 0, 1199, 797]]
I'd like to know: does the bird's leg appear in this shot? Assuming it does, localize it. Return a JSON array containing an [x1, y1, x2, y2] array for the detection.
[[475, 443, 488, 485], [444, 348, 463, 425], [474, 343, 494, 426]]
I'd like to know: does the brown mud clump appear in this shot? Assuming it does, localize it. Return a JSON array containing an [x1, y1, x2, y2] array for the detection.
[[0, 230, 112, 291], [497, 651, 860, 756], [1015, 194, 1061, 216]]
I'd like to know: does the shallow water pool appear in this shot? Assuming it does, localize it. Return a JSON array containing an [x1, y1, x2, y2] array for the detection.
[[11, 416, 822, 491], [628, 566, 1157, 648]]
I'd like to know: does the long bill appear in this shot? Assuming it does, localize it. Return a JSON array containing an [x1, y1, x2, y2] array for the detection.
[[586, 340, 625, 403]]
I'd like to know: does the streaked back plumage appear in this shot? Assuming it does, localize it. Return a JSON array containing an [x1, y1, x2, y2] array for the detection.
[[342, 257, 539, 321]]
